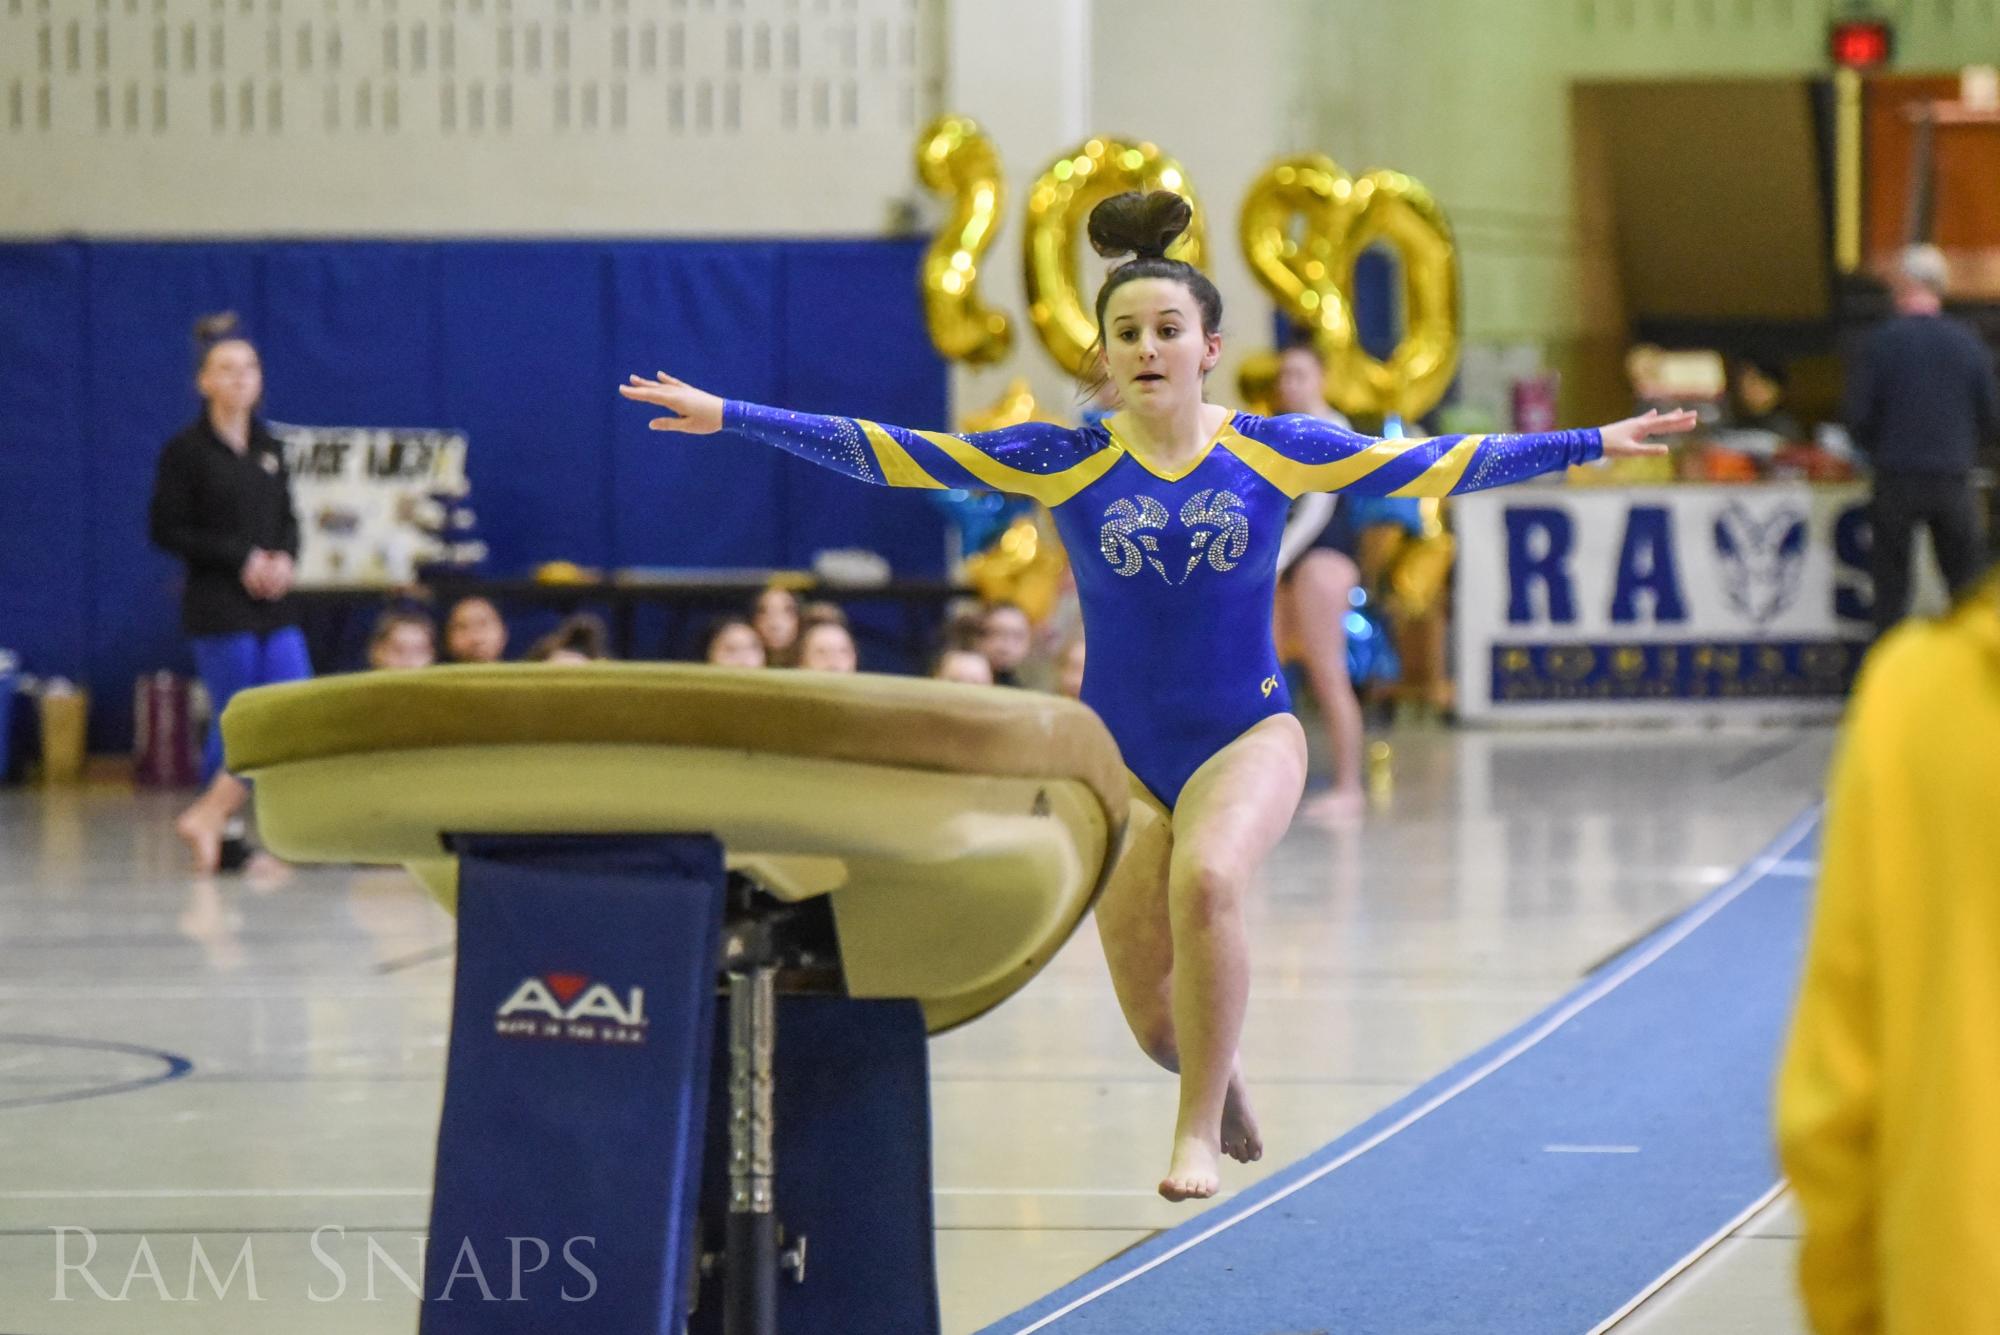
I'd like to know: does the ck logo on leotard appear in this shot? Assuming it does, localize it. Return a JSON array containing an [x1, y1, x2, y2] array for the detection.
[[1098, 489, 1250, 585], [1261, 674, 1279, 698]]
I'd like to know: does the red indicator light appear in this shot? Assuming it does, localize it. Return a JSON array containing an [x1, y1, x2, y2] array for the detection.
[[1829, 19, 1892, 69]]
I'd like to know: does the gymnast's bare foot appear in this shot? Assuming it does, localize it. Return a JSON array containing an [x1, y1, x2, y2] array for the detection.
[[174, 803, 224, 875], [244, 851, 294, 891], [1159, 1131, 1223, 1201], [1299, 787, 1364, 828], [1221, 1072, 1263, 1164]]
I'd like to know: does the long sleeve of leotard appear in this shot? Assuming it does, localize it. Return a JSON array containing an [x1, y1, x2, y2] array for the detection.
[[1229, 413, 1602, 499], [721, 400, 1120, 507]]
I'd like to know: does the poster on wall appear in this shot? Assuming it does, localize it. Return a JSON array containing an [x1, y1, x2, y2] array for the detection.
[[273, 424, 471, 587], [1452, 482, 1942, 723]]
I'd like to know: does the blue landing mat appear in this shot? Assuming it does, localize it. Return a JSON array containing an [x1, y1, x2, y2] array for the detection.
[[982, 808, 1822, 1335]]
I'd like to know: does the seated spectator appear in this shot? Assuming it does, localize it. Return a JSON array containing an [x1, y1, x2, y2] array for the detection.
[[1054, 636, 1086, 700], [941, 601, 987, 653], [752, 585, 802, 666], [369, 609, 436, 671], [978, 601, 1032, 687], [796, 618, 858, 673], [443, 596, 509, 664], [704, 615, 768, 668], [932, 647, 994, 686], [799, 598, 849, 628], [526, 612, 611, 664], [1730, 357, 1803, 439]]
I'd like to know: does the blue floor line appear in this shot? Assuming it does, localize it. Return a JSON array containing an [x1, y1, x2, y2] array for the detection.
[[982, 805, 1823, 1335], [0, 1033, 194, 1112]]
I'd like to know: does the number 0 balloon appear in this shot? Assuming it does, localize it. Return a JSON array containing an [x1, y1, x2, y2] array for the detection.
[[1023, 138, 1206, 378], [1239, 155, 1460, 418]]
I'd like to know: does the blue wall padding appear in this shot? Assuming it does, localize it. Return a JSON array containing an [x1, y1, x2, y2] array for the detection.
[[451, 245, 625, 572], [0, 246, 92, 682], [774, 241, 959, 572], [0, 238, 947, 750], [608, 244, 789, 571]]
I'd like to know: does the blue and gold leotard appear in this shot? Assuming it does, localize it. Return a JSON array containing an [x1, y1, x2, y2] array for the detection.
[[724, 402, 1600, 810]]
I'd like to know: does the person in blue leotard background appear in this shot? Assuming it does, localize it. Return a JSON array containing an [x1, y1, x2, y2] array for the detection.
[[620, 190, 1694, 1201]]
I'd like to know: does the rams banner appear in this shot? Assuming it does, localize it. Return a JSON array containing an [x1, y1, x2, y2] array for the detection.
[[1453, 482, 1941, 721], [273, 423, 468, 587]]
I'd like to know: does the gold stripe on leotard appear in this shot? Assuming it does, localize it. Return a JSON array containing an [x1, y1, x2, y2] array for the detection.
[[904, 427, 1124, 507], [859, 420, 950, 490], [1389, 433, 1485, 498], [1221, 426, 1437, 499]]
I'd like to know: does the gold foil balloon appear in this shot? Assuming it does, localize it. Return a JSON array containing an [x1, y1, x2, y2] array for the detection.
[[1386, 530, 1456, 620], [1234, 349, 1283, 416], [1238, 154, 1356, 355], [1239, 157, 1460, 420], [1023, 137, 1206, 377], [963, 512, 1068, 625], [958, 377, 1043, 434], [1331, 171, 1459, 420], [916, 116, 1012, 365]]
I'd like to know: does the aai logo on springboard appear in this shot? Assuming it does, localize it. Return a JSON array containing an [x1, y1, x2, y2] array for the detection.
[[495, 974, 648, 1046]]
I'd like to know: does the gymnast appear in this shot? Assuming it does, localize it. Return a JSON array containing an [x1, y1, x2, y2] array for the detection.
[[620, 190, 1693, 1201]]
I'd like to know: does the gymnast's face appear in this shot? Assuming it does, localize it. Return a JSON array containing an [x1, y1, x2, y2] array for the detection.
[[1102, 278, 1221, 414]]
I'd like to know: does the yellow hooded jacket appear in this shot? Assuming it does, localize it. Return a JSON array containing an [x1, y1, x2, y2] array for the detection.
[[1777, 577, 2000, 1334]]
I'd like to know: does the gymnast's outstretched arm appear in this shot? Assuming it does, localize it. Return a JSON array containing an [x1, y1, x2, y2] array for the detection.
[[618, 372, 1106, 502], [1232, 408, 1697, 499]]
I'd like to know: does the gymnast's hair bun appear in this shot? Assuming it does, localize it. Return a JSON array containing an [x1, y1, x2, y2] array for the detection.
[[192, 311, 244, 346], [1087, 191, 1192, 262]]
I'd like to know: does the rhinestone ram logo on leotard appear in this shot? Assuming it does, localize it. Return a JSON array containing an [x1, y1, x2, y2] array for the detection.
[[1098, 489, 1249, 585], [1099, 496, 1170, 578], [1179, 489, 1249, 576]]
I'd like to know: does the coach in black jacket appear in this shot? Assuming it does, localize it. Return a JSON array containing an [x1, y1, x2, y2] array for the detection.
[[1845, 245, 1998, 635], [147, 313, 312, 872]]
